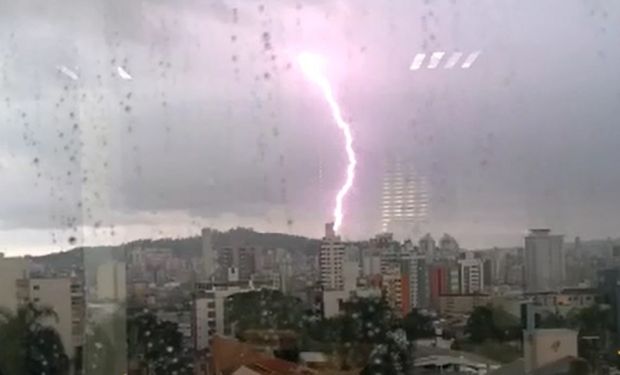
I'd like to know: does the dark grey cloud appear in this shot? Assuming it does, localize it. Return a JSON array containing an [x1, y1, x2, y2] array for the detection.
[[1, 0, 620, 254]]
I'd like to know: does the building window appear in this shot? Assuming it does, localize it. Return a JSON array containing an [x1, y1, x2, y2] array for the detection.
[[33, 285, 40, 291]]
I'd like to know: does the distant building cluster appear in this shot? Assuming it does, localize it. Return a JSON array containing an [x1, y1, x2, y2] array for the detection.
[[317, 222, 489, 318], [4, 223, 620, 374]]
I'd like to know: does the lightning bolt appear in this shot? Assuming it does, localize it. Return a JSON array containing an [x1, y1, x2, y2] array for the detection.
[[298, 52, 356, 232]]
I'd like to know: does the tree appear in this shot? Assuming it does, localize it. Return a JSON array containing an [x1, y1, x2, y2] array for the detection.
[[568, 305, 611, 335], [465, 306, 499, 343], [0, 303, 69, 375], [567, 305, 612, 368], [83, 310, 126, 375], [127, 311, 192, 375], [464, 306, 520, 343], [402, 309, 434, 340], [302, 296, 413, 371], [339, 296, 397, 344], [361, 328, 413, 375], [539, 312, 568, 329], [225, 289, 305, 334]]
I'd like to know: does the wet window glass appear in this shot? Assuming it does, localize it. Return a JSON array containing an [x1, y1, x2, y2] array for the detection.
[[0, 1, 619, 374]]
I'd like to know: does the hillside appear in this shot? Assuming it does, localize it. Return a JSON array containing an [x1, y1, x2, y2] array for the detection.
[[33, 227, 321, 270]]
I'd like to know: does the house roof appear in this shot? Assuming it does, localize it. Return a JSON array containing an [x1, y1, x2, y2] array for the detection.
[[211, 335, 266, 375], [299, 352, 328, 363], [415, 344, 501, 366], [247, 357, 314, 375], [487, 359, 524, 375], [211, 335, 315, 375]]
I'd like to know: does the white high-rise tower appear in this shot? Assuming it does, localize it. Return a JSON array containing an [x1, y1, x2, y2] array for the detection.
[[319, 223, 345, 291], [380, 159, 429, 239]]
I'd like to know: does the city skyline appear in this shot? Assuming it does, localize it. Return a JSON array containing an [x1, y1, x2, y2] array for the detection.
[[2, 1, 620, 374], [0, 222, 611, 260]]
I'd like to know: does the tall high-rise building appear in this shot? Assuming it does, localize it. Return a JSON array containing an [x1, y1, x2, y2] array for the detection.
[[1, 255, 85, 367], [319, 223, 345, 291], [343, 260, 360, 292], [214, 247, 256, 282], [458, 252, 484, 294], [380, 159, 429, 239], [439, 233, 459, 253], [378, 235, 408, 274], [419, 233, 436, 255], [503, 249, 525, 286], [193, 296, 216, 352], [96, 261, 127, 301], [598, 268, 620, 346], [202, 228, 215, 280], [215, 247, 234, 281], [524, 229, 565, 292], [236, 248, 256, 281], [16, 278, 85, 359], [0, 254, 30, 313], [382, 263, 405, 315], [404, 254, 430, 310], [361, 254, 382, 277], [429, 260, 461, 311]]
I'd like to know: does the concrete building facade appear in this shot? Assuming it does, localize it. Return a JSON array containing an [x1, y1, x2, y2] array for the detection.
[[438, 294, 490, 316], [524, 229, 565, 292], [319, 223, 345, 291], [458, 253, 484, 294], [0, 255, 30, 312], [404, 254, 429, 310], [16, 278, 85, 359], [96, 261, 126, 301]]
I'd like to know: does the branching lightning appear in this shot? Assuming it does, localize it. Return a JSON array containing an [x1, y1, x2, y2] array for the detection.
[[298, 52, 356, 232]]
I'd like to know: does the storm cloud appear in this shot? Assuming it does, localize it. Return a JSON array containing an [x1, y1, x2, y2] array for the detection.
[[1, 0, 619, 254]]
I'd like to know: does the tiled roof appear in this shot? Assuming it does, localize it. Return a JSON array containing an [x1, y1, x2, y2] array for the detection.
[[211, 335, 315, 375]]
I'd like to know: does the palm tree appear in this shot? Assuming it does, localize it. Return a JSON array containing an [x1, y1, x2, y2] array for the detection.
[[0, 303, 69, 375]]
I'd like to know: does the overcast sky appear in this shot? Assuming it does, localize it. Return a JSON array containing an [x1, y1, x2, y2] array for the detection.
[[1, 0, 619, 255]]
